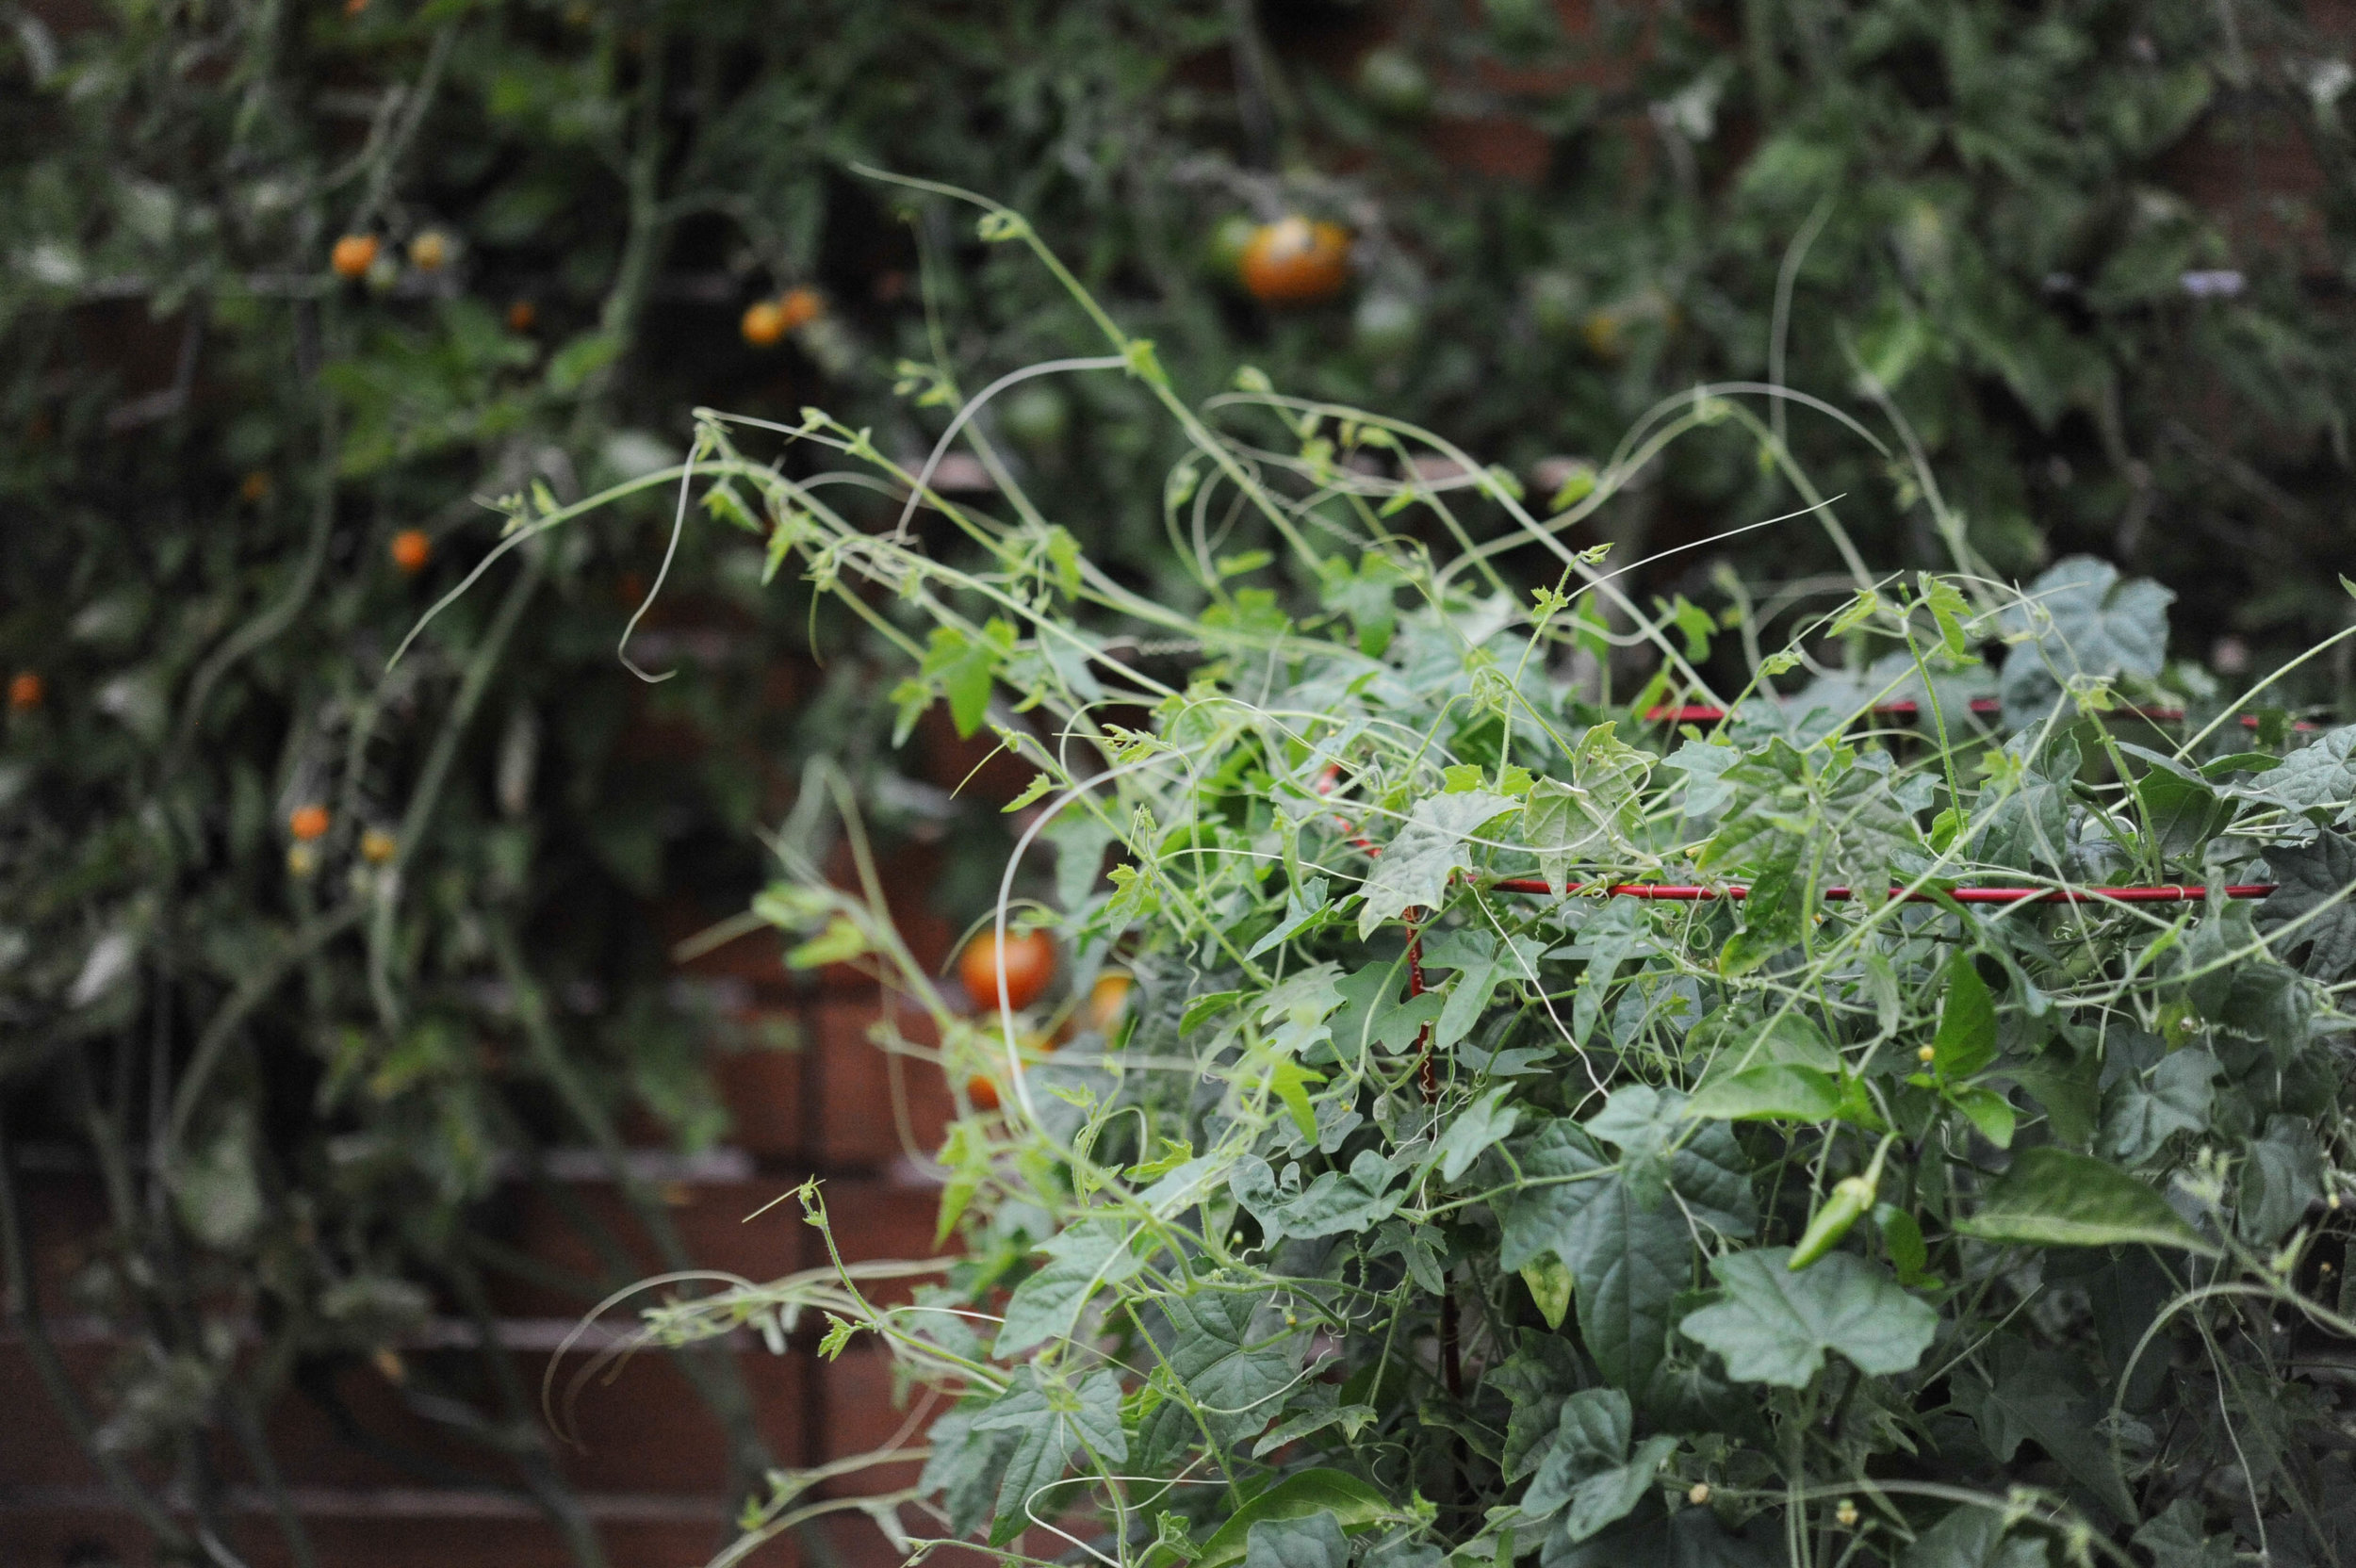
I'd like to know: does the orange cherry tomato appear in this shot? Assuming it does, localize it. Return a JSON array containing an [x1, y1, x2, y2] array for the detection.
[[288, 804, 330, 841], [958, 929, 1055, 1011], [1240, 218, 1351, 306], [965, 1073, 1001, 1111], [1082, 972, 1132, 1034], [8, 672, 43, 712], [741, 299, 788, 347], [390, 530, 433, 574], [777, 286, 823, 331], [330, 234, 379, 279], [506, 299, 538, 333]]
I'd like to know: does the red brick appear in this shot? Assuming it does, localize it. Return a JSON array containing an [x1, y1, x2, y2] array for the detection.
[[809, 1000, 953, 1169], [481, 1179, 810, 1318], [249, 1343, 807, 1497], [712, 1036, 807, 1159]]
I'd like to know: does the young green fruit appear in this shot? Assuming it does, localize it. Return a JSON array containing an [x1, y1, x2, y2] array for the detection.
[[1526, 270, 1584, 339], [999, 384, 1072, 450], [1355, 47, 1432, 117], [1790, 1174, 1877, 1269], [1204, 214, 1260, 286], [1351, 291, 1423, 360]]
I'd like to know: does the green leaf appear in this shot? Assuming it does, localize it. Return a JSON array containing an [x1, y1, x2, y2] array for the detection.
[[918, 1409, 1010, 1539], [1430, 1085, 1522, 1182], [917, 618, 1017, 738], [1246, 876, 1334, 959], [2234, 724, 2356, 825], [2131, 1499, 2234, 1568], [974, 1367, 1127, 1544], [1358, 791, 1518, 936], [1949, 1086, 2016, 1149], [2259, 832, 2356, 981], [2240, 1116, 2323, 1246], [1535, 1387, 1631, 1492], [1975, 733, 2080, 874], [1920, 574, 1975, 659], [2119, 743, 2233, 860], [1996, 556, 2174, 722], [1685, 1064, 1845, 1123], [995, 1220, 1148, 1355], [1245, 1511, 1351, 1568], [1876, 1207, 1931, 1284], [1965, 1342, 2135, 1522], [2099, 1048, 2216, 1165], [2011, 1051, 2101, 1149], [785, 914, 868, 969], [1956, 1147, 2215, 1253], [1561, 1436, 1677, 1544], [1148, 1293, 1304, 1454], [1523, 724, 1653, 888], [1520, 1255, 1573, 1329], [1679, 1248, 1936, 1387], [1495, 1121, 1682, 1389], [1192, 1470, 1397, 1568], [1898, 1503, 2051, 1568], [1931, 953, 1997, 1078], [1232, 1150, 1402, 1241]]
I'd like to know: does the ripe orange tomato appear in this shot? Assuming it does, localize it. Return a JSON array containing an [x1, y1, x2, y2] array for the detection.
[[390, 530, 433, 574], [407, 230, 450, 271], [777, 286, 823, 331], [1241, 218, 1351, 305], [289, 804, 330, 841], [330, 235, 379, 279], [1082, 972, 1132, 1034], [741, 299, 788, 347], [958, 929, 1055, 1011], [506, 299, 537, 333], [8, 671, 42, 712], [965, 1073, 1001, 1111]]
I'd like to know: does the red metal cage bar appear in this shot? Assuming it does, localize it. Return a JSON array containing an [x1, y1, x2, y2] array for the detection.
[[1485, 878, 2275, 904]]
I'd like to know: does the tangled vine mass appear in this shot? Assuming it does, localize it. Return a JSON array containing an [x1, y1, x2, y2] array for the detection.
[[477, 206, 2356, 1568]]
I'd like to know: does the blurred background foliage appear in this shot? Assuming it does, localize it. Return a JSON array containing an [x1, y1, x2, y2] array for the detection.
[[1, 0, 2350, 1560]]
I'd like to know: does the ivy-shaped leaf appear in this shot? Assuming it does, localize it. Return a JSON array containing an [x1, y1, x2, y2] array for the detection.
[[1357, 790, 1519, 936], [1231, 1150, 1404, 1241], [2259, 831, 2356, 981], [1523, 723, 1654, 890], [1680, 1248, 1936, 1387], [996, 1219, 1147, 1356], [1996, 556, 2174, 724]]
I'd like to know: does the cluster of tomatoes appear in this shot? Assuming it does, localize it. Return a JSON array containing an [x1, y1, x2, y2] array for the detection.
[[280, 803, 397, 879], [953, 929, 1128, 1112]]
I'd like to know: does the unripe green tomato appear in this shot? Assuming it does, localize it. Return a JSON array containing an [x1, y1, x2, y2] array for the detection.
[[1352, 291, 1423, 360], [1526, 270, 1584, 339], [1205, 214, 1260, 286], [1355, 46, 1432, 118], [1000, 384, 1071, 450]]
